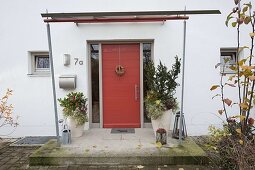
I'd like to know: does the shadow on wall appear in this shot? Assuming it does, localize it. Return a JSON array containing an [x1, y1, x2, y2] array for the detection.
[[186, 111, 224, 136]]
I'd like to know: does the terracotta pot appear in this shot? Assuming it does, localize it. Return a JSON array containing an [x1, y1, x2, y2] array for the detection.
[[67, 117, 85, 138], [151, 110, 172, 137]]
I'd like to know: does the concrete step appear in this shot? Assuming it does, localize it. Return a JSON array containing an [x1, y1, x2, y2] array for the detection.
[[29, 138, 209, 166]]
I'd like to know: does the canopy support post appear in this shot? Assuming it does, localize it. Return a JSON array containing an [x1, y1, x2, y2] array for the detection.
[[46, 22, 60, 146], [179, 8, 187, 145]]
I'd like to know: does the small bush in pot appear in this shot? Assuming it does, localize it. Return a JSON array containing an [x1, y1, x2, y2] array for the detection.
[[156, 128, 167, 145], [144, 56, 181, 135], [144, 56, 181, 117], [155, 57, 181, 111], [58, 92, 88, 126]]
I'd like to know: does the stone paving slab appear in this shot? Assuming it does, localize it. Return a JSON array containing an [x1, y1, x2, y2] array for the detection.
[[62, 128, 177, 155], [0, 139, 213, 169], [29, 129, 208, 167], [28, 165, 214, 170]]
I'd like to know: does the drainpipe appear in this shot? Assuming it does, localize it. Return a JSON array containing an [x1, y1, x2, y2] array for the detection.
[[179, 7, 187, 145], [46, 22, 60, 146]]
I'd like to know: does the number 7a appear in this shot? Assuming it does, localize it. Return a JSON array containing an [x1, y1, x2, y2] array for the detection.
[[74, 58, 79, 65]]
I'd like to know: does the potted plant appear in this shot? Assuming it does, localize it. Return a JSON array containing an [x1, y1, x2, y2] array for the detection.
[[144, 56, 181, 136], [156, 128, 167, 145], [58, 92, 88, 137]]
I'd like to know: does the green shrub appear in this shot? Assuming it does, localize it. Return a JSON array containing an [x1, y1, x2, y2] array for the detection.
[[144, 90, 165, 120], [144, 56, 181, 119], [58, 92, 88, 126], [207, 124, 255, 169]]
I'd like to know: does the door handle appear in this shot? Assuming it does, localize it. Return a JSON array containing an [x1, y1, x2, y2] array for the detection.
[[134, 84, 139, 101]]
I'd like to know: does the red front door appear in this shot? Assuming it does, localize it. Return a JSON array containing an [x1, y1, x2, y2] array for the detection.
[[102, 44, 140, 128]]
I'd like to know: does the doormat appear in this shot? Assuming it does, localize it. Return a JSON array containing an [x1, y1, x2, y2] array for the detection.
[[111, 128, 135, 134], [10, 136, 57, 146]]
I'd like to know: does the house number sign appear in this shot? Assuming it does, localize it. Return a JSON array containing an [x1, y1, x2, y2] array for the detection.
[[74, 58, 84, 65]]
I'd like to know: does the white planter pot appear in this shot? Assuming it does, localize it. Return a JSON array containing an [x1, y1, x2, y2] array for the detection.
[[67, 117, 85, 138], [151, 110, 172, 137]]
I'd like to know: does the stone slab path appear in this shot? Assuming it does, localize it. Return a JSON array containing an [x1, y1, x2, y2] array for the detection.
[[0, 138, 214, 170]]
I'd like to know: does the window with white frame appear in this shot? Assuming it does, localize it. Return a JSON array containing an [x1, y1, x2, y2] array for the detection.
[[28, 51, 50, 75], [220, 48, 238, 74]]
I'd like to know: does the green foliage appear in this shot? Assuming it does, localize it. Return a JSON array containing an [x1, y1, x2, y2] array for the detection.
[[58, 92, 88, 126], [225, 2, 253, 27], [144, 60, 156, 95], [209, 1, 255, 169], [144, 56, 181, 117], [207, 125, 231, 150], [212, 0, 255, 136], [156, 57, 181, 110], [144, 90, 165, 120]]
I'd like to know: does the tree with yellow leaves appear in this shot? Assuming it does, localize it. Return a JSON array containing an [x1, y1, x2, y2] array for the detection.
[[0, 89, 18, 129]]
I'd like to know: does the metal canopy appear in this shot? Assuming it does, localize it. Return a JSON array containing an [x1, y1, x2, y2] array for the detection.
[[41, 10, 221, 23], [42, 10, 221, 18]]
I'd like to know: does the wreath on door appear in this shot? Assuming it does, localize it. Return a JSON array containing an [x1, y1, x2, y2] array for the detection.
[[115, 65, 125, 76]]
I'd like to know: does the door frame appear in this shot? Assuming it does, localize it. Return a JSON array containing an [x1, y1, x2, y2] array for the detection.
[[87, 40, 154, 128]]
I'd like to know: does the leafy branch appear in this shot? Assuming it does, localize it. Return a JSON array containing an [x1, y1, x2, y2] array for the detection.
[[0, 89, 18, 128], [212, 0, 255, 137]]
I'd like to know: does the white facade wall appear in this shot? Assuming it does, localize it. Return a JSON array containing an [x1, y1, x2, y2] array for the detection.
[[0, 0, 252, 137]]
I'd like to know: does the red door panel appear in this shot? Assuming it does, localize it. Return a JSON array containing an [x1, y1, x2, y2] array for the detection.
[[102, 44, 140, 128]]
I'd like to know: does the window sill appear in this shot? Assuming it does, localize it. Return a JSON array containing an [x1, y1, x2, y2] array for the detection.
[[220, 72, 236, 74], [27, 73, 51, 77]]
